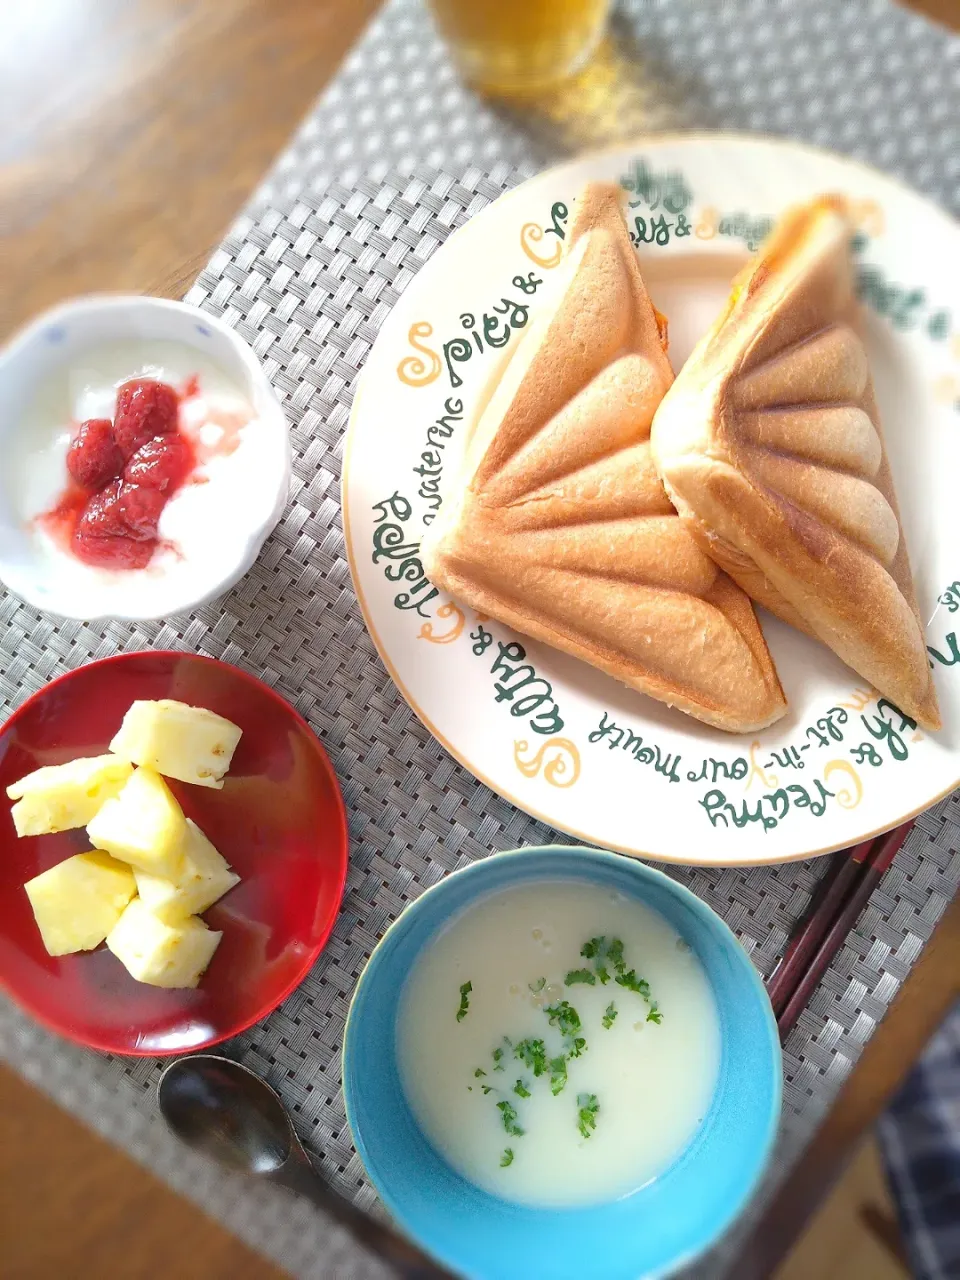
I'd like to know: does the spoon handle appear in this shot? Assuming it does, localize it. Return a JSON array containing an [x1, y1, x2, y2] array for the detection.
[[273, 1157, 454, 1279]]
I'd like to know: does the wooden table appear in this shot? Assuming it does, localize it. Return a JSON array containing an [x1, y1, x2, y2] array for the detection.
[[1, 1, 958, 1275]]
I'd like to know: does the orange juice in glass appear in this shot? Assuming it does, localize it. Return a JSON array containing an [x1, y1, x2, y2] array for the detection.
[[428, 0, 612, 94]]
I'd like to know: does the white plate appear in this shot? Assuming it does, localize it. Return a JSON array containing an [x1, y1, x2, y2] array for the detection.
[[343, 135, 960, 866]]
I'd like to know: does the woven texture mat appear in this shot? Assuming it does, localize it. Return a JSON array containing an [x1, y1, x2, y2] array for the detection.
[[2, 2, 960, 1278]]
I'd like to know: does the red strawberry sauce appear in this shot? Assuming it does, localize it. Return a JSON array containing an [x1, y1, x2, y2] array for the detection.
[[39, 378, 197, 571]]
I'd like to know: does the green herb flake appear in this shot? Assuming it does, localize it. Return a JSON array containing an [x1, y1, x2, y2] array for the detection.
[[513, 1078, 531, 1099], [544, 1000, 582, 1039], [582, 935, 660, 1017], [548, 1055, 568, 1096], [581, 936, 616, 984], [514, 1038, 547, 1077], [497, 1100, 525, 1138], [480, 1084, 493, 1095], [492, 1037, 512, 1071], [528, 977, 546, 993], [564, 967, 596, 986], [474, 1067, 486, 1078], [577, 1093, 600, 1140], [456, 981, 472, 1022], [615, 968, 651, 999], [568, 1035, 587, 1059], [500, 1148, 514, 1168]]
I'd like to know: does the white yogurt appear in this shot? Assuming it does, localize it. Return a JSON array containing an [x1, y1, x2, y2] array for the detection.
[[398, 879, 720, 1207], [6, 338, 277, 617]]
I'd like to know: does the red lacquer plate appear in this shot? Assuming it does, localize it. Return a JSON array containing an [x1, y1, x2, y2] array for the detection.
[[0, 651, 348, 1055]]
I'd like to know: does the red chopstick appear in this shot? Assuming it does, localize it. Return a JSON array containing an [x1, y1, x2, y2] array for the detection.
[[767, 837, 875, 1017], [776, 821, 914, 1037]]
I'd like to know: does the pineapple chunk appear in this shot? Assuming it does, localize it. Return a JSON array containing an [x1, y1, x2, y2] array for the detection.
[[7, 755, 133, 837], [86, 767, 187, 879], [106, 898, 222, 988], [134, 819, 239, 922], [24, 852, 137, 956], [110, 700, 242, 789]]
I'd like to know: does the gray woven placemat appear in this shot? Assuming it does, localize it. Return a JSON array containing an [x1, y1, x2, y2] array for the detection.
[[2, 2, 959, 1278]]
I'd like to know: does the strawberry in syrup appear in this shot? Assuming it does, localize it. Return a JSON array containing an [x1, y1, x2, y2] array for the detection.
[[72, 482, 155, 570], [43, 377, 197, 572], [113, 379, 179, 458], [124, 434, 193, 493], [66, 419, 123, 490]]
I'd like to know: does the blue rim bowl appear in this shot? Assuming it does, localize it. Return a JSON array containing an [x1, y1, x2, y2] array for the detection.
[[342, 846, 782, 1280]]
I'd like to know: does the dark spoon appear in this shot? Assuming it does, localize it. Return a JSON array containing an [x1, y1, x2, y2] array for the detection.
[[157, 1054, 452, 1279]]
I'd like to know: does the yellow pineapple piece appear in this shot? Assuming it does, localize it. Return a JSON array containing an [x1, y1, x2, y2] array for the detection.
[[134, 819, 239, 922], [106, 898, 222, 988], [24, 852, 137, 956], [86, 767, 186, 879], [7, 755, 133, 837], [110, 700, 242, 790]]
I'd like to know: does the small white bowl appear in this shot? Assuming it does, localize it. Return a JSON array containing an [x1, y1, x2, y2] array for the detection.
[[0, 295, 291, 621]]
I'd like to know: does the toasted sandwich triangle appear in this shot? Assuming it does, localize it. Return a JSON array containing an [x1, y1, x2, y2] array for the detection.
[[421, 183, 786, 734], [651, 197, 940, 730]]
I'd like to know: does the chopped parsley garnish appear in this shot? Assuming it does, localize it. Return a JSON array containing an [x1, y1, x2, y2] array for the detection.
[[456, 981, 472, 1022], [580, 937, 608, 982], [581, 936, 618, 984], [564, 967, 596, 986], [615, 968, 651, 998], [514, 1038, 547, 1077], [492, 1037, 512, 1071], [579, 937, 660, 1019], [497, 1100, 524, 1137], [577, 1093, 599, 1140], [544, 1000, 582, 1039], [548, 1055, 568, 1096], [543, 999, 586, 1065], [475, 937, 661, 1169]]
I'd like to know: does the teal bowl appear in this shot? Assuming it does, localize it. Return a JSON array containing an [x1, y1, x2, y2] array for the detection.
[[342, 847, 782, 1280]]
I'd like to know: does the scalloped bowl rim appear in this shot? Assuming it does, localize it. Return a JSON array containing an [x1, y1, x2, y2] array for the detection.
[[0, 294, 291, 622]]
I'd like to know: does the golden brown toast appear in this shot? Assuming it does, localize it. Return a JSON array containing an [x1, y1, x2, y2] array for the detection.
[[420, 183, 786, 733], [651, 197, 940, 730]]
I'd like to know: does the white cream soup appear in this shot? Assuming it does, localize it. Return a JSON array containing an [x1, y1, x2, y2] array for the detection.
[[397, 878, 720, 1207]]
